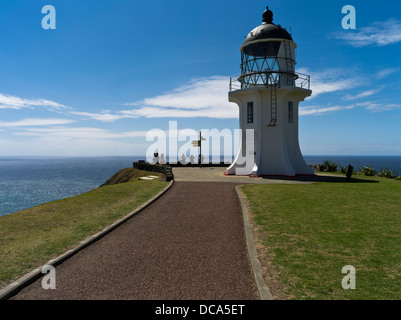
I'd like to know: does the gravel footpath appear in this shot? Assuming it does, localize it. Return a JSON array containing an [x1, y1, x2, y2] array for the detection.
[[11, 181, 259, 300]]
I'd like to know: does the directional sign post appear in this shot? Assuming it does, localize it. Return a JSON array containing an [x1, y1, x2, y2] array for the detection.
[[191, 131, 206, 168]]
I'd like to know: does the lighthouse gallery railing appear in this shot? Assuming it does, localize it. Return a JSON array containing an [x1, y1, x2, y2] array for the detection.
[[229, 71, 310, 92]]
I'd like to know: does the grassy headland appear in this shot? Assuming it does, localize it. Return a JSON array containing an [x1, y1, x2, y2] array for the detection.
[[0, 168, 168, 289], [241, 173, 401, 300]]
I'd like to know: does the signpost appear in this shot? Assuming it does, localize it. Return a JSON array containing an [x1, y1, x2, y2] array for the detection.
[[192, 131, 206, 168]]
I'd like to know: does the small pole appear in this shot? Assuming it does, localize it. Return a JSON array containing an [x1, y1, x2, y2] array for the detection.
[[199, 131, 202, 169], [346, 164, 354, 181]]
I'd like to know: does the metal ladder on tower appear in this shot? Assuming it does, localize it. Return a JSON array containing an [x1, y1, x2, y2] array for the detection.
[[268, 81, 277, 126], [284, 41, 294, 86]]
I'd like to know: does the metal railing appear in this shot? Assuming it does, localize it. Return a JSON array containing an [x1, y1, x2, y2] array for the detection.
[[229, 76, 243, 91], [296, 72, 311, 90], [229, 71, 310, 92]]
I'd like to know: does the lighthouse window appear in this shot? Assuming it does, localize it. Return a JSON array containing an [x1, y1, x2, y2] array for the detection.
[[288, 101, 294, 123], [247, 102, 254, 123]]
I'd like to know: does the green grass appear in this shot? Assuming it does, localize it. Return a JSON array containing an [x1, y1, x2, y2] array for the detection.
[[241, 174, 401, 300], [0, 169, 168, 289]]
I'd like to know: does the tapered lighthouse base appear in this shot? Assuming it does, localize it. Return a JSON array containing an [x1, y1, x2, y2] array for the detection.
[[225, 86, 314, 177], [225, 147, 314, 177]]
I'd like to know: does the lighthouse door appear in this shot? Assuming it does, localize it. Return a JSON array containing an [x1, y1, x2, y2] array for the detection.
[[254, 131, 257, 164]]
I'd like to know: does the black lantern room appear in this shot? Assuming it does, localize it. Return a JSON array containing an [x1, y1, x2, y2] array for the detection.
[[238, 6, 296, 89]]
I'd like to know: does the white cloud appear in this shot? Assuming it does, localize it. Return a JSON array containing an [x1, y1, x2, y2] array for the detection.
[[17, 127, 150, 140], [0, 134, 147, 157], [333, 19, 401, 47], [0, 118, 75, 127], [70, 111, 136, 122], [343, 89, 381, 101], [356, 101, 401, 112], [298, 67, 362, 99], [2, 126, 152, 156], [299, 105, 355, 116], [120, 106, 237, 119], [134, 76, 229, 109], [376, 68, 399, 79], [67, 76, 237, 121], [124, 76, 238, 119], [300, 100, 401, 116], [0, 93, 68, 111]]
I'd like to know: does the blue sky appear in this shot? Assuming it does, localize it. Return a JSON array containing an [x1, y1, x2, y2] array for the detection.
[[0, 0, 400, 156]]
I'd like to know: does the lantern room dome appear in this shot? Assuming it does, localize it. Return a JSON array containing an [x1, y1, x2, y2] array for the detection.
[[243, 23, 293, 44], [242, 6, 293, 48]]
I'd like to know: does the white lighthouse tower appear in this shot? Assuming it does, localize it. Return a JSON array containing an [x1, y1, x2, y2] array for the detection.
[[225, 6, 314, 177]]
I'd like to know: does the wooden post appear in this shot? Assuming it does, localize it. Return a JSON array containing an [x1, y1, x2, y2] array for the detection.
[[346, 164, 353, 181]]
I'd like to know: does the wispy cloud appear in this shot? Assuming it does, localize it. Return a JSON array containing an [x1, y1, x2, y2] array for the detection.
[[356, 101, 401, 112], [376, 68, 399, 79], [0, 93, 68, 111], [123, 76, 238, 119], [332, 18, 401, 47], [298, 67, 362, 99], [300, 100, 401, 116], [70, 111, 136, 122], [17, 127, 149, 139], [343, 89, 381, 101], [3, 127, 150, 156], [69, 76, 237, 121], [299, 105, 355, 116], [120, 106, 236, 119], [0, 118, 75, 127]]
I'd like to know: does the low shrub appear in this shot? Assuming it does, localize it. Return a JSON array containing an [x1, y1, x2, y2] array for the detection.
[[378, 168, 398, 179], [321, 160, 338, 172], [339, 165, 348, 174], [359, 166, 377, 176]]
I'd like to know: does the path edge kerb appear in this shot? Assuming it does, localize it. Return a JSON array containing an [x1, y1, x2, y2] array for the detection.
[[0, 180, 174, 300], [235, 185, 273, 300]]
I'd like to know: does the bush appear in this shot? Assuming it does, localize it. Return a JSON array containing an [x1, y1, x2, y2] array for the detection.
[[339, 165, 348, 174], [378, 168, 398, 179], [321, 160, 338, 172], [359, 166, 377, 176]]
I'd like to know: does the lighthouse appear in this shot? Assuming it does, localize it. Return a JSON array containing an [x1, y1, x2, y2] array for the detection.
[[225, 6, 314, 177]]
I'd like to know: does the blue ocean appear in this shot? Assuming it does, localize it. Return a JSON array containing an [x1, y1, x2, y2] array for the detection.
[[0, 155, 400, 217], [0, 157, 141, 217]]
